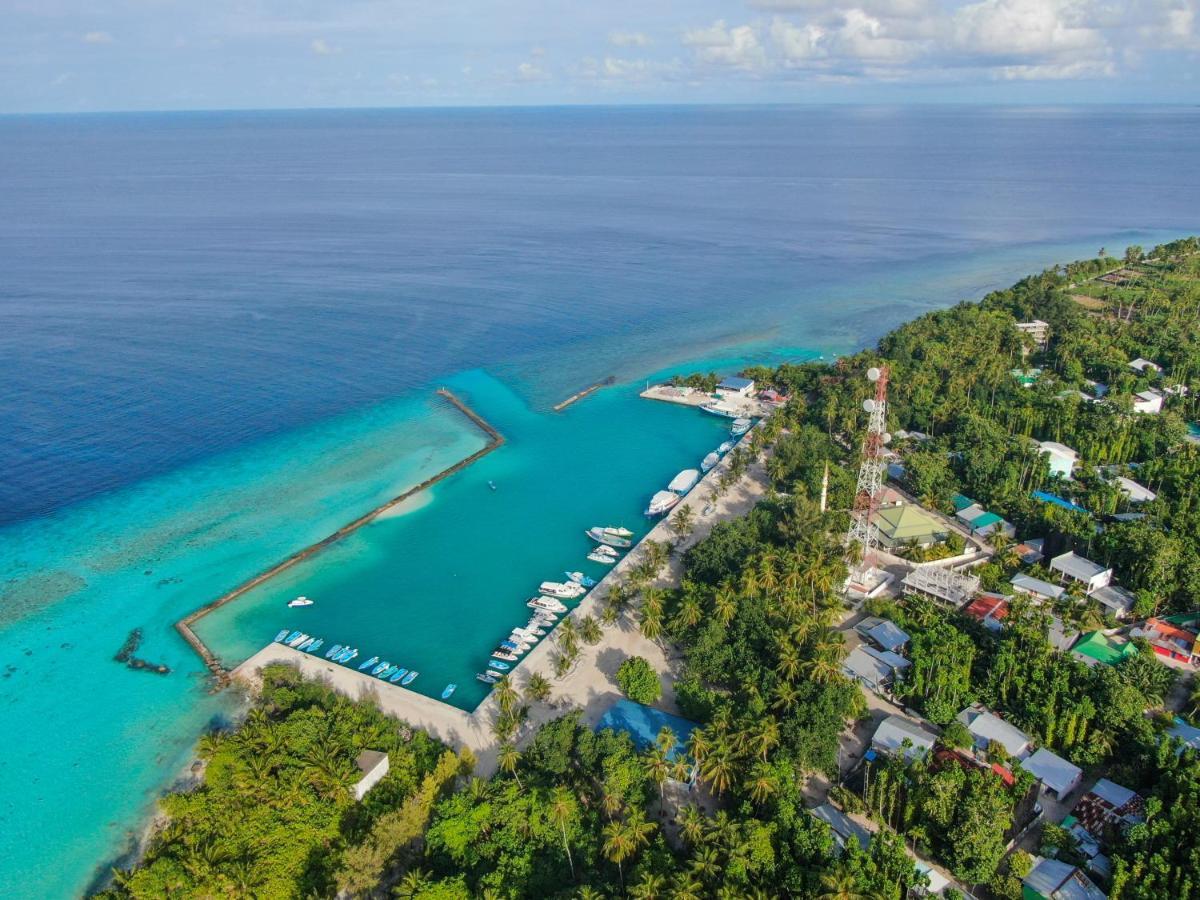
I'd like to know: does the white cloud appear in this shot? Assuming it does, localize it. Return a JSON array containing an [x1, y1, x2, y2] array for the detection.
[[310, 38, 341, 55], [609, 31, 651, 47], [952, 0, 1112, 77], [576, 55, 684, 83], [82, 31, 113, 44], [771, 18, 827, 63], [516, 61, 549, 81], [683, 20, 768, 69]]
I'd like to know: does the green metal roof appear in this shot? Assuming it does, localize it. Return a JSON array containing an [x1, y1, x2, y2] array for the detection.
[[1073, 631, 1138, 667]]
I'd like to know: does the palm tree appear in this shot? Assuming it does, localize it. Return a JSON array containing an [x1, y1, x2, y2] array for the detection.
[[803, 653, 843, 684], [686, 728, 710, 765], [639, 607, 663, 642], [771, 682, 800, 714], [689, 846, 722, 882], [671, 873, 706, 900], [497, 743, 522, 789], [673, 596, 703, 631], [751, 719, 780, 761], [746, 765, 778, 806], [630, 872, 666, 900], [602, 821, 635, 887], [549, 786, 577, 880], [776, 641, 801, 682], [677, 803, 707, 845], [699, 743, 734, 796], [714, 582, 737, 626], [579, 615, 603, 645], [672, 504, 696, 542], [576, 889, 606, 900], [818, 868, 871, 900], [494, 675, 519, 716], [395, 869, 431, 899], [558, 617, 581, 655], [525, 672, 552, 703], [644, 745, 671, 803]]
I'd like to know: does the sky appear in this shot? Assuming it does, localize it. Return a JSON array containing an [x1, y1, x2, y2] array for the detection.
[[3, 0, 1199, 112]]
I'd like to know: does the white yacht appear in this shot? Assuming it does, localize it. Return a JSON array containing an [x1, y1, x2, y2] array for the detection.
[[645, 489, 680, 517], [731, 418, 751, 436], [668, 469, 701, 494], [701, 452, 720, 472], [588, 550, 617, 564], [717, 440, 734, 453], [540, 581, 585, 599], [288, 596, 314, 608], [528, 596, 568, 613], [586, 526, 633, 548]]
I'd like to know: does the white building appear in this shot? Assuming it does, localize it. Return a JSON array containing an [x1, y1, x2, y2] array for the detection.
[[1011, 573, 1065, 602], [1128, 358, 1162, 375], [872, 715, 938, 760], [1038, 441, 1078, 479], [1021, 747, 1083, 799], [353, 750, 390, 801], [1133, 389, 1164, 414], [1050, 551, 1113, 595], [1115, 476, 1157, 503], [716, 376, 755, 398], [1016, 320, 1050, 347], [958, 705, 1032, 760]]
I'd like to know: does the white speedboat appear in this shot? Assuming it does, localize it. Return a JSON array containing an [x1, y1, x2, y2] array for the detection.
[[492, 650, 519, 661], [717, 440, 734, 453], [529, 596, 568, 613], [511, 630, 539, 644], [540, 581, 585, 599], [668, 469, 701, 494], [731, 418, 751, 436], [287, 632, 310, 648], [565, 571, 597, 587], [701, 452, 720, 472], [588, 550, 617, 564], [288, 596, 314, 608], [586, 526, 633, 548], [645, 490, 680, 517]]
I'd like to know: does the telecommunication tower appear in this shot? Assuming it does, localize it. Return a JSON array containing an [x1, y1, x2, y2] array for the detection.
[[846, 365, 890, 568]]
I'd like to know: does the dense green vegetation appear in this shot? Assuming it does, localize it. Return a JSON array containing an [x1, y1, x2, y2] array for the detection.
[[104, 240, 1200, 898]]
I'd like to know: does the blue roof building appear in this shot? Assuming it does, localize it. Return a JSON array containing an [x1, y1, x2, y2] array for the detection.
[[596, 698, 699, 762]]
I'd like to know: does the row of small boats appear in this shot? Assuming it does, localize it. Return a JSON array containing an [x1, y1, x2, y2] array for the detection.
[[273, 629, 419, 686]]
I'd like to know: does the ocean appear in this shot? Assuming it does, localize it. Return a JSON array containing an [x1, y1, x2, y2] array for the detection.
[[0, 105, 1197, 896]]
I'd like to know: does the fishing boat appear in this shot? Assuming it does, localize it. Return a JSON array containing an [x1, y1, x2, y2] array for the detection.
[[338, 648, 358, 664], [564, 571, 597, 587], [325, 643, 343, 659], [717, 440, 734, 453], [307, 639, 324, 654], [528, 597, 567, 613], [668, 469, 701, 494], [358, 655, 380, 670], [488, 660, 510, 671], [731, 417, 751, 436], [588, 549, 617, 564], [701, 451, 720, 472], [402, 671, 419, 685], [297, 637, 315, 651], [476, 673, 498, 684], [275, 629, 290, 642], [540, 581, 585, 599], [586, 526, 633, 548], [493, 650, 519, 661], [372, 660, 391, 675], [376, 665, 395, 679], [288, 596, 314, 608], [441, 684, 457, 699], [645, 490, 680, 516], [288, 633, 310, 648], [389, 668, 409, 683], [700, 401, 741, 419]]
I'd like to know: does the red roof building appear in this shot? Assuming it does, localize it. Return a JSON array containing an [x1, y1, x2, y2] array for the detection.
[[964, 593, 1010, 631]]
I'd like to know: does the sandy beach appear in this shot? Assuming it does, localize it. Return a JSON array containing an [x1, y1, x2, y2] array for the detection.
[[233, 422, 770, 776]]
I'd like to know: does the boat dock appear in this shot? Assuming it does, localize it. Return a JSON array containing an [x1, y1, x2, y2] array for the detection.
[[552, 376, 615, 412], [175, 388, 505, 683], [639, 382, 771, 417]]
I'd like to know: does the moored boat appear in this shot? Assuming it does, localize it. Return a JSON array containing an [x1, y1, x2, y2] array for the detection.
[[588, 549, 617, 564], [488, 660, 510, 671], [717, 440, 734, 453], [288, 596, 314, 608], [275, 629, 290, 642], [288, 633, 310, 648], [338, 648, 358, 664], [307, 639, 324, 653], [731, 417, 751, 436], [359, 655, 380, 670], [297, 637, 315, 651], [645, 489, 680, 516], [701, 451, 720, 472], [528, 597, 568, 613], [668, 469, 701, 494], [540, 581, 585, 599], [441, 684, 457, 699], [493, 650, 519, 661], [389, 668, 409, 683], [700, 401, 740, 418], [477, 673, 498, 684], [586, 526, 633, 548], [402, 671, 419, 685], [325, 643, 343, 658], [564, 571, 597, 587], [372, 660, 391, 675]]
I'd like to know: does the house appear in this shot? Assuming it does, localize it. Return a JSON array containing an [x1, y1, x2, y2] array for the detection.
[[1084, 380, 1109, 399], [842, 646, 899, 693], [1032, 490, 1089, 514], [1049, 551, 1113, 595], [958, 705, 1032, 760], [1072, 778, 1146, 843], [1130, 614, 1200, 666], [1166, 718, 1200, 752], [1020, 747, 1083, 799], [872, 715, 938, 760], [865, 619, 910, 654], [596, 699, 698, 761], [1011, 573, 1065, 602], [964, 593, 1010, 632], [1089, 584, 1135, 619], [1071, 631, 1138, 667], [1023, 857, 1106, 900], [902, 565, 981, 606], [353, 750, 390, 801], [1114, 475, 1156, 503], [953, 498, 1016, 539], [1038, 441, 1078, 479], [1016, 319, 1050, 347], [758, 388, 786, 404], [872, 504, 948, 548], [809, 802, 872, 852], [1015, 538, 1045, 564], [1128, 357, 1162, 375], [716, 376, 755, 398], [1012, 367, 1043, 388], [1132, 388, 1164, 414]]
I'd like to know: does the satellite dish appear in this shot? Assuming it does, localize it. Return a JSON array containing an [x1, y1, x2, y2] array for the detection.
[[867, 367, 881, 382], [863, 399, 876, 413], [883, 433, 892, 444]]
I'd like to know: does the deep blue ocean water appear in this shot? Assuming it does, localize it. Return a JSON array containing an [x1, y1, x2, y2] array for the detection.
[[0, 105, 1197, 895]]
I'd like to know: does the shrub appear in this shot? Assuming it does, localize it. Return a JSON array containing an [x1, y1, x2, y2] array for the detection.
[[616, 657, 661, 705]]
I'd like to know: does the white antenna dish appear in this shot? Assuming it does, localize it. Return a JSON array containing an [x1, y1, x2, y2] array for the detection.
[[863, 399, 876, 413], [883, 433, 892, 444], [867, 367, 881, 382]]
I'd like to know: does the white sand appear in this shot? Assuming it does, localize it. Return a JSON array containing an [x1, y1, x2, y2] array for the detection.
[[233, 425, 770, 777]]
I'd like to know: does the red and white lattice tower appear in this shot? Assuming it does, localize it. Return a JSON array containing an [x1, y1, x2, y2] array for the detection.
[[846, 366, 890, 568]]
